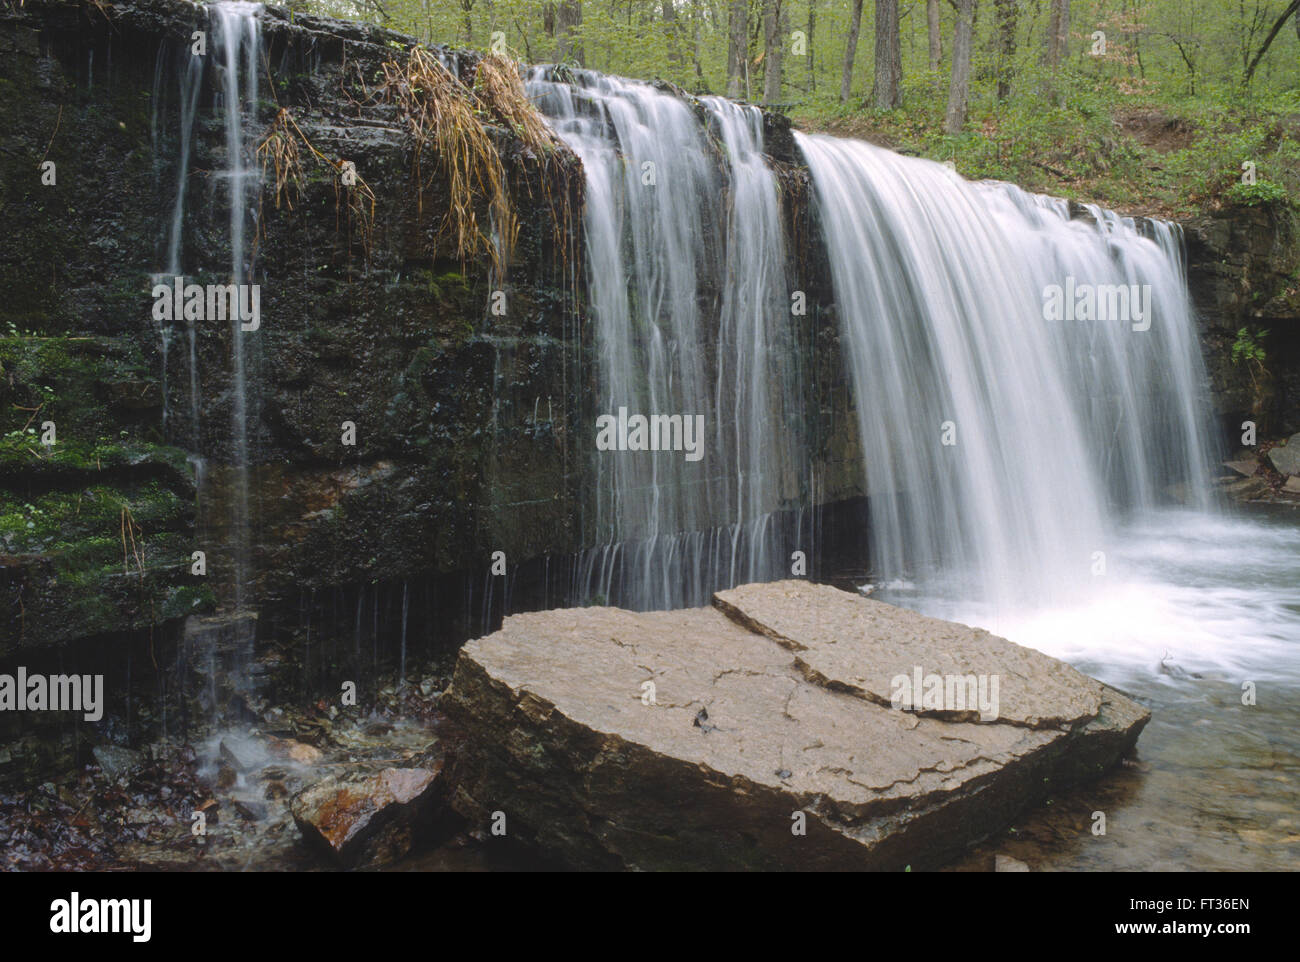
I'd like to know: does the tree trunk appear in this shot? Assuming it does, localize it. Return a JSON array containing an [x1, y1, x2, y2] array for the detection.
[[459, 0, 474, 45], [871, 0, 902, 109], [944, 0, 977, 134], [763, 0, 784, 103], [840, 0, 864, 103], [807, 0, 816, 91], [927, 0, 942, 72], [662, 0, 682, 70], [995, 0, 1017, 100], [1244, 0, 1300, 84], [555, 0, 583, 65], [1045, 0, 1070, 68], [727, 0, 748, 98], [691, 0, 707, 90]]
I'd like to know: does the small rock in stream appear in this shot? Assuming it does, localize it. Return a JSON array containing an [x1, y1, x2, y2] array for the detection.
[[92, 746, 144, 784], [291, 763, 444, 868], [219, 740, 249, 772]]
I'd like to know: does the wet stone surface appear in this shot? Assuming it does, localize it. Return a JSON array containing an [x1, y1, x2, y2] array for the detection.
[[441, 581, 1148, 871]]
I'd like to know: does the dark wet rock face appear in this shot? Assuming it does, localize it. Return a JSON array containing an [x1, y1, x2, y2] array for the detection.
[[1184, 204, 1300, 439], [1, 0, 588, 654], [441, 581, 1148, 871]]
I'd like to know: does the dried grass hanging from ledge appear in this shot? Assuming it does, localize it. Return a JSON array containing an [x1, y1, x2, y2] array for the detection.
[[378, 48, 517, 280]]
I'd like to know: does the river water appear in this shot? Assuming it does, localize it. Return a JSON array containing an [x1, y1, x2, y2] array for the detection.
[[871, 504, 1300, 871]]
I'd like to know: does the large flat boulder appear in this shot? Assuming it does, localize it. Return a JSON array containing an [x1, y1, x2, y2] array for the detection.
[[441, 581, 1148, 870]]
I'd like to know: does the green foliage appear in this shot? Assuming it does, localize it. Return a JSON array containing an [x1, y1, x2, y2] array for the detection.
[[1231, 326, 1269, 368], [295, 0, 1300, 213], [1224, 178, 1291, 207]]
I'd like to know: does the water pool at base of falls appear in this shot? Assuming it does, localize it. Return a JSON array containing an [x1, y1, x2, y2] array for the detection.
[[871, 503, 1300, 871]]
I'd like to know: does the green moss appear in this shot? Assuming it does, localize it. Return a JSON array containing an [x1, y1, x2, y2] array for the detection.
[[161, 583, 216, 620], [0, 335, 159, 446], [0, 433, 193, 489], [0, 481, 187, 554]]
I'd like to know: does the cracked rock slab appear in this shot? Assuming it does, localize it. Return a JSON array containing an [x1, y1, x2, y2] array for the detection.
[[714, 581, 1104, 729], [441, 582, 1148, 871]]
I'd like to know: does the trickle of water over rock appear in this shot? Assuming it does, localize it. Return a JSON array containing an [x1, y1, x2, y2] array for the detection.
[[153, 1, 265, 728], [209, 0, 263, 630]]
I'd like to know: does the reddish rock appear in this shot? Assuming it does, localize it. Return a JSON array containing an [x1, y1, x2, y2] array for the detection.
[[291, 764, 443, 867]]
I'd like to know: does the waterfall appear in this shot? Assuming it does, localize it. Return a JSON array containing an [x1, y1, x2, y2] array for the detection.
[[151, 34, 204, 440], [526, 69, 807, 610], [172, 49, 205, 443], [795, 132, 1215, 611], [703, 97, 805, 588], [151, 2, 264, 729], [210, 1, 263, 623]]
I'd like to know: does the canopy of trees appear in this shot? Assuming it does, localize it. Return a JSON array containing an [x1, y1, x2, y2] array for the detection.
[[306, 0, 1300, 214], [313, 1, 1299, 108]]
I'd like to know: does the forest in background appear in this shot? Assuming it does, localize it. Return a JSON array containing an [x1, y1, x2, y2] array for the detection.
[[288, 0, 1299, 214]]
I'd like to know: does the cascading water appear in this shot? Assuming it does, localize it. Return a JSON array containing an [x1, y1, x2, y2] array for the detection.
[[790, 133, 1300, 694], [703, 97, 805, 589], [525, 70, 807, 609], [210, 1, 263, 625], [170, 50, 205, 441], [151, 38, 204, 438], [796, 133, 1214, 612], [786, 141, 1300, 869], [152, 2, 264, 731]]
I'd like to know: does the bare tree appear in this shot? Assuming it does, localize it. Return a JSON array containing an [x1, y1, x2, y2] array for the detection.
[[662, 0, 683, 70], [763, 0, 784, 102], [928, 0, 943, 72], [1162, 31, 1200, 95], [1045, 0, 1070, 68], [944, 0, 977, 134], [691, 0, 708, 90], [872, 0, 902, 109], [556, 0, 583, 65], [458, 0, 474, 45], [840, 0, 864, 102], [995, 0, 1017, 100], [806, 0, 817, 91], [1245, 0, 1300, 84], [728, 0, 748, 98]]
